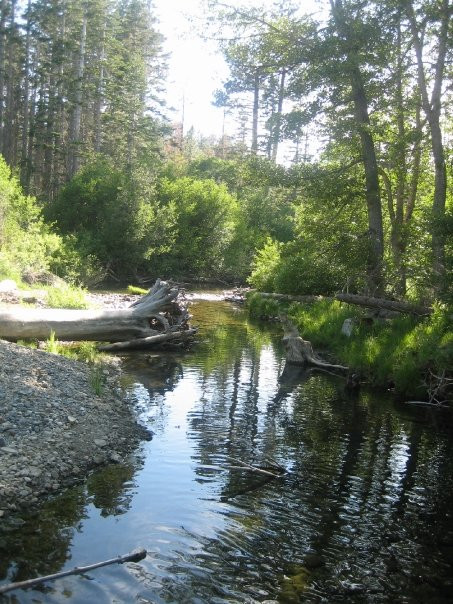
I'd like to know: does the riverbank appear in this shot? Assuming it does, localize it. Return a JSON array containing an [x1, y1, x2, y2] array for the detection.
[[247, 292, 452, 403], [0, 289, 153, 518], [0, 339, 150, 518]]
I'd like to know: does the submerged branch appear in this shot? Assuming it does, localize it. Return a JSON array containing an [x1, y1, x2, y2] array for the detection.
[[0, 549, 147, 594]]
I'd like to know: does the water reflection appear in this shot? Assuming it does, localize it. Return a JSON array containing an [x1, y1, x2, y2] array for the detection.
[[1, 299, 453, 603]]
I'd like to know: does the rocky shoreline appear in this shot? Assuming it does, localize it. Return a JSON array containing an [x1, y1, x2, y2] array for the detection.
[[0, 292, 148, 518]]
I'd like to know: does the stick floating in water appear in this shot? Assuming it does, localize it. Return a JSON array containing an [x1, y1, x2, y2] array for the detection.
[[0, 548, 147, 595]]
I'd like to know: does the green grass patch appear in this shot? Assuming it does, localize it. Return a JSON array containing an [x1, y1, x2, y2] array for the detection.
[[247, 294, 452, 398], [127, 285, 148, 295], [42, 333, 108, 395], [46, 285, 90, 309]]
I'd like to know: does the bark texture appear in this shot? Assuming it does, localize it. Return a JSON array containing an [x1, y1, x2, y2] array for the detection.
[[0, 280, 195, 347]]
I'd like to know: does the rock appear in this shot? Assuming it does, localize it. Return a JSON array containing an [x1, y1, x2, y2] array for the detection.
[[0, 447, 18, 455], [94, 439, 107, 447], [341, 318, 355, 337], [303, 554, 324, 570]]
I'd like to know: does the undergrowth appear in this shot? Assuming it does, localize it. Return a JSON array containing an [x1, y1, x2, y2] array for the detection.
[[247, 292, 452, 399], [46, 285, 90, 309]]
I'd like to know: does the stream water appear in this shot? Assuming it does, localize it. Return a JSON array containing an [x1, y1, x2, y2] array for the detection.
[[1, 297, 453, 603]]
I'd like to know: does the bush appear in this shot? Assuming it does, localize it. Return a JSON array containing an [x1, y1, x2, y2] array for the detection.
[[46, 157, 174, 278], [153, 177, 238, 277], [0, 155, 63, 281], [248, 238, 281, 291]]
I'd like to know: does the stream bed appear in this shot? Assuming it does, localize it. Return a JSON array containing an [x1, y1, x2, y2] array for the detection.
[[1, 297, 453, 603]]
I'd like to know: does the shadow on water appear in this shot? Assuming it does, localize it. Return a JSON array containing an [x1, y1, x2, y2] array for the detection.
[[1, 298, 453, 603]]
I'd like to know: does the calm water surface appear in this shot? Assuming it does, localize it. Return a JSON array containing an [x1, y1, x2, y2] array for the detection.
[[1, 297, 453, 603]]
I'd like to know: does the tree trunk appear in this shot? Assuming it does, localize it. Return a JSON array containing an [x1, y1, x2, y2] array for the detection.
[[20, 0, 32, 179], [68, 11, 87, 177], [3, 0, 16, 164], [0, 0, 5, 147], [0, 280, 194, 344], [271, 69, 286, 163], [281, 315, 348, 372], [94, 20, 106, 152], [251, 70, 260, 153], [335, 293, 432, 316], [406, 0, 449, 291], [253, 291, 432, 316], [330, 0, 384, 294]]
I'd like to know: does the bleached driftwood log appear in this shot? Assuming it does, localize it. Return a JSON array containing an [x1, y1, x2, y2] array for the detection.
[[280, 315, 348, 373], [0, 279, 195, 349]]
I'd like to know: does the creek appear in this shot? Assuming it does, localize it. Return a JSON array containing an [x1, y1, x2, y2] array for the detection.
[[1, 295, 453, 603]]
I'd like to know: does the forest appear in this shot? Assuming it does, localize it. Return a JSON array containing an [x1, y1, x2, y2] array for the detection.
[[0, 0, 451, 299]]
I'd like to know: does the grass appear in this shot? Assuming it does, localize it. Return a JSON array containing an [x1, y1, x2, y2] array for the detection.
[[89, 365, 105, 396], [40, 333, 107, 395], [46, 285, 91, 309], [247, 292, 452, 399], [127, 284, 148, 295]]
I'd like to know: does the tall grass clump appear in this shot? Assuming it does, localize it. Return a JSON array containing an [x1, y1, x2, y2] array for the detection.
[[246, 291, 287, 319], [46, 285, 90, 309]]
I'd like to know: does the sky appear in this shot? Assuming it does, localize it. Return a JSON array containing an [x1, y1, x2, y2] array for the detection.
[[152, 0, 228, 137], [152, 0, 323, 140]]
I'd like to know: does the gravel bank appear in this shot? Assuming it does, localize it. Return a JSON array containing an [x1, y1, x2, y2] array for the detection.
[[0, 337, 147, 518]]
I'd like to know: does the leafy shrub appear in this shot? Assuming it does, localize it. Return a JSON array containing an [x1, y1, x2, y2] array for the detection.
[[248, 238, 281, 291], [0, 155, 63, 280], [153, 177, 238, 277], [46, 157, 175, 278]]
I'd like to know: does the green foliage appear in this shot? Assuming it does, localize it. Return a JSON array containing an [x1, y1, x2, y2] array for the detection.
[[246, 291, 285, 319], [46, 285, 90, 309], [248, 238, 281, 291], [45, 331, 60, 355], [49, 234, 107, 287], [153, 176, 238, 277], [89, 365, 105, 396], [0, 156, 63, 281], [46, 157, 174, 279]]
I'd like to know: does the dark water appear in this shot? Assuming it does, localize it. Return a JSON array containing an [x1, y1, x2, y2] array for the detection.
[[1, 298, 453, 603]]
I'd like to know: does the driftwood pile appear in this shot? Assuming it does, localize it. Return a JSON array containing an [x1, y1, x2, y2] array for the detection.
[[0, 279, 197, 351]]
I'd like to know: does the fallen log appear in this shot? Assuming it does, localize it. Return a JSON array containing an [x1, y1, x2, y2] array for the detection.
[[258, 292, 330, 304], [251, 291, 432, 316], [335, 293, 432, 316], [98, 328, 198, 351], [0, 548, 147, 594], [280, 315, 348, 373], [0, 279, 195, 347]]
